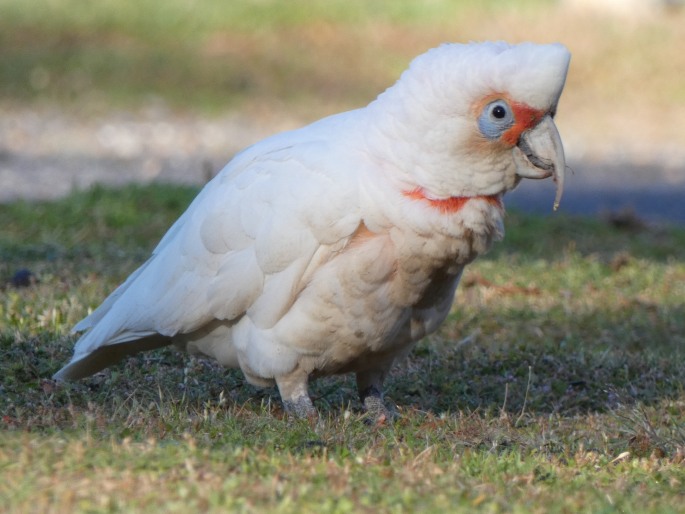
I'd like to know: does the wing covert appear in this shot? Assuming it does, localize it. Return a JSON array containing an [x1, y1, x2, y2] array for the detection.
[[66, 138, 363, 366]]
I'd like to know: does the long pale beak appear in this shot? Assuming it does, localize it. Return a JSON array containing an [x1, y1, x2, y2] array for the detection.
[[512, 115, 565, 210]]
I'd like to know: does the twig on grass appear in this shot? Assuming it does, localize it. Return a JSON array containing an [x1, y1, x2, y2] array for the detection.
[[515, 365, 533, 427]]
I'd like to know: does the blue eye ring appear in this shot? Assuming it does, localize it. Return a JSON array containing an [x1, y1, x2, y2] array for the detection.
[[478, 99, 515, 140]]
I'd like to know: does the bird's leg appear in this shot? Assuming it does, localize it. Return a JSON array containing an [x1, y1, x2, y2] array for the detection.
[[275, 368, 316, 419], [356, 368, 394, 421]]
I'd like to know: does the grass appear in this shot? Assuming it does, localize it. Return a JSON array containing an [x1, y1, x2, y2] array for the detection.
[[1, 183, 684, 513]]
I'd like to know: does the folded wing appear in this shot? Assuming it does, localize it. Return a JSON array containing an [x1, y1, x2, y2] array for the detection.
[[54, 133, 362, 380]]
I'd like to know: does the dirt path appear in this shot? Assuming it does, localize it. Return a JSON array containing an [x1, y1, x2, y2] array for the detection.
[[0, 106, 299, 202], [2, 107, 684, 224]]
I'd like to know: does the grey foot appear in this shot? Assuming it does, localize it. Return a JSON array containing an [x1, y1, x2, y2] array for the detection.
[[282, 395, 317, 419], [276, 369, 317, 419], [360, 385, 395, 422], [357, 367, 395, 422]]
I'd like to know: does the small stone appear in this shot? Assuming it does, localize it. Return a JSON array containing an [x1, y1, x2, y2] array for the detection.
[[10, 268, 37, 288]]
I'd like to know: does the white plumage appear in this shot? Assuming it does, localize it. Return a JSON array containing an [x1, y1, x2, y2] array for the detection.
[[55, 41, 571, 417]]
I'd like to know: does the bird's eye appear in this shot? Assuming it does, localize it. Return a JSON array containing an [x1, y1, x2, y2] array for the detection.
[[488, 101, 511, 122], [492, 104, 507, 119], [478, 99, 515, 140]]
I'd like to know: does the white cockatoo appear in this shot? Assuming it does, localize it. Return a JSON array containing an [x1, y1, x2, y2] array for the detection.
[[54, 41, 570, 418]]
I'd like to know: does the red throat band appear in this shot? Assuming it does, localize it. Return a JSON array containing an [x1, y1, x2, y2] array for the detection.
[[403, 188, 503, 214]]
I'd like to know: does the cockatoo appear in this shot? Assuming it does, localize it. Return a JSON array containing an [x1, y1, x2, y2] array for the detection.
[[54, 41, 570, 418]]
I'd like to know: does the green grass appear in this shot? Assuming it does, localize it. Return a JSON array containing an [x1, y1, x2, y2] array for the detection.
[[1, 183, 684, 513]]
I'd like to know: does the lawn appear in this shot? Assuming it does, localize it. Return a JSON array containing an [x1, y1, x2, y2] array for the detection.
[[1, 184, 684, 513]]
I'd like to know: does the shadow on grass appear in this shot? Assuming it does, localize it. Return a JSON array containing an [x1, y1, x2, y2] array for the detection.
[[2, 302, 682, 432], [388, 309, 685, 417]]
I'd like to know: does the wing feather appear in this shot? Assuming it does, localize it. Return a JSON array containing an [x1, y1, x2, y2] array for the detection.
[[55, 124, 364, 380]]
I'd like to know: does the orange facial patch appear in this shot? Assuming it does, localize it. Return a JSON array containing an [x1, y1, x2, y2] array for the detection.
[[403, 188, 503, 214], [501, 101, 546, 146]]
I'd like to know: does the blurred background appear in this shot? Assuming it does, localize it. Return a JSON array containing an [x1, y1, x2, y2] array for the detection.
[[1, 0, 684, 223]]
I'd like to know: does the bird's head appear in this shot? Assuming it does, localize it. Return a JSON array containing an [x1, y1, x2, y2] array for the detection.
[[370, 41, 571, 210]]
